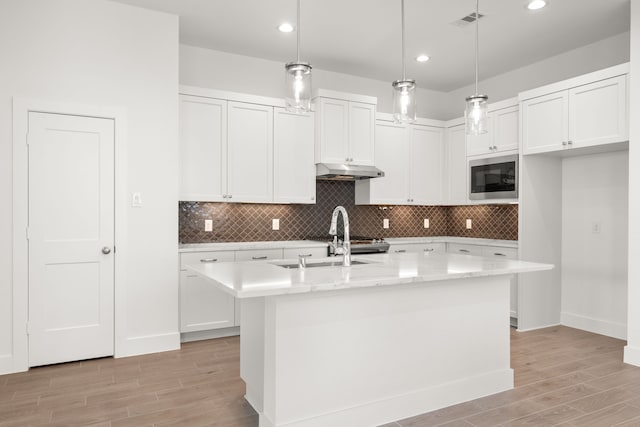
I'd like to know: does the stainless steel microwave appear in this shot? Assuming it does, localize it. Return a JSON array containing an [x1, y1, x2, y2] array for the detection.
[[469, 154, 518, 200]]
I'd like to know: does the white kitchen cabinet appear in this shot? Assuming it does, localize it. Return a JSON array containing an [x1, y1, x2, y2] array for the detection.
[[179, 95, 227, 201], [282, 247, 328, 259], [227, 101, 273, 202], [355, 120, 444, 206], [314, 91, 376, 166], [444, 123, 467, 205], [466, 101, 519, 157], [521, 71, 628, 155], [179, 251, 236, 333], [389, 242, 445, 254], [273, 108, 315, 204], [235, 248, 283, 262], [446, 243, 483, 256]]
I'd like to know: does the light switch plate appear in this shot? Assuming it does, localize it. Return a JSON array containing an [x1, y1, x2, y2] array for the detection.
[[205, 219, 213, 232], [466, 219, 472, 229], [272, 219, 280, 230], [383, 218, 389, 229], [424, 218, 430, 229]]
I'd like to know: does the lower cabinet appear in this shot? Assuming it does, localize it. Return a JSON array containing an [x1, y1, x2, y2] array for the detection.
[[388, 242, 446, 254]]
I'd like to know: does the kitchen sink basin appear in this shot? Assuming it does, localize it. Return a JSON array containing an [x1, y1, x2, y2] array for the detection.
[[274, 259, 374, 269]]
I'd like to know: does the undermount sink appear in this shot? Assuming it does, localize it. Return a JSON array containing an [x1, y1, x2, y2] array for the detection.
[[274, 259, 374, 269]]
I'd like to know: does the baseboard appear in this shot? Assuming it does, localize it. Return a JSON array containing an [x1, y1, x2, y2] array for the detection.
[[181, 327, 240, 343], [0, 353, 28, 376], [561, 312, 627, 340], [516, 322, 561, 333], [624, 345, 640, 367], [116, 332, 180, 358], [255, 369, 513, 427]]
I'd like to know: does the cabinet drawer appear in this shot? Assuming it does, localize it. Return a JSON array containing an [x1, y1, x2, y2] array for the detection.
[[482, 246, 518, 259], [390, 243, 445, 254], [235, 248, 283, 262], [282, 247, 328, 259], [180, 250, 235, 270], [447, 243, 483, 256]]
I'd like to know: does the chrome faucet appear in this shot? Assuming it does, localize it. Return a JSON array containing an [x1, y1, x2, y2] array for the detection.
[[329, 205, 351, 266]]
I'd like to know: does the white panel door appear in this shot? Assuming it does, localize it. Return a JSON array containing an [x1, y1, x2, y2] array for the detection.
[[493, 106, 519, 152], [466, 115, 493, 156], [521, 91, 568, 155], [273, 108, 315, 204], [444, 124, 467, 205], [569, 75, 628, 148], [367, 122, 410, 204], [179, 95, 227, 201], [348, 102, 375, 165], [227, 101, 273, 203], [28, 112, 114, 367], [410, 126, 444, 205], [316, 98, 349, 164]]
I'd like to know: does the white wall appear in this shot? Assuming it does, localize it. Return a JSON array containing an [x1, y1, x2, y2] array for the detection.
[[561, 151, 629, 339], [0, 0, 180, 373], [442, 32, 631, 119], [625, 1, 640, 366], [180, 44, 452, 120]]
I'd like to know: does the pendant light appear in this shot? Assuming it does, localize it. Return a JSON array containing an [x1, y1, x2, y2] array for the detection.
[[465, 0, 488, 135], [392, 0, 416, 124], [284, 0, 312, 113]]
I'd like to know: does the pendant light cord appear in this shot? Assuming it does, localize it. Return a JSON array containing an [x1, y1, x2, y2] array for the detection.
[[401, 0, 406, 80], [474, 0, 479, 96], [296, 0, 301, 62]]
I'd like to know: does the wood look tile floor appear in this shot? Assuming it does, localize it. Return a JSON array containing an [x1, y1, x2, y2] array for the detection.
[[1, 327, 640, 427]]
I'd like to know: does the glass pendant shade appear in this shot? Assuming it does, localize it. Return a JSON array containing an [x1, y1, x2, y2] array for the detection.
[[392, 79, 417, 124], [285, 62, 312, 112], [465, 94, 489, 135]]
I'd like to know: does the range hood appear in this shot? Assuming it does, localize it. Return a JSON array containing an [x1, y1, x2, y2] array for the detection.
[[316, 163, 385, 181]]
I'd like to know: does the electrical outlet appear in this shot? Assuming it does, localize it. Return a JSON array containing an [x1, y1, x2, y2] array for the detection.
[[466, 219, 472, 229], [131, 192, 143, 207], [204, 219, 213, 232], [272, 218, 280, 230], [424, 218, 430, 229], [592, 222, 601, 234], [383, 218, 390, 229]]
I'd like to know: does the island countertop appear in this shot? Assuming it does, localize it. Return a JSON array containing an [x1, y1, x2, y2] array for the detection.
[[187, 252, 552, 298]]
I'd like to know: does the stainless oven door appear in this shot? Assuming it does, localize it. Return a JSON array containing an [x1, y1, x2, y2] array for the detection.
[[469, 154, 518, 200]]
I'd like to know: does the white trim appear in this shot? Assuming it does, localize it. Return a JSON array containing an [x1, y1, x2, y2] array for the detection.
[[518, 63, 630, 101], [488, 97, 519, 113], [179, 85, 286, 108], [516, 322, 561, 333], [122, 333, 180, 357], [624, 346, 640, 367], [561, 312, 627, 340], [180, 327, 240, 343], [312, 88, 377, 105], [375, 112, 445, 128], [10, 97, 127, 375], [445, 117, 465, 128]]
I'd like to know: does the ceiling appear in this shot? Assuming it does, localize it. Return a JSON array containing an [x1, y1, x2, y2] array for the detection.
[[110, 0, 630, 92]]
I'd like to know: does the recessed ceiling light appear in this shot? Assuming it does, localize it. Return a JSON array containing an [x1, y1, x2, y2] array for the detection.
[[278, 23, 295, 33], [416, 55, 430, 63], [527, 0, 547, 10]]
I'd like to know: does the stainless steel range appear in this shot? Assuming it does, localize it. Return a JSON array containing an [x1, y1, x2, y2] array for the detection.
[[308, 236, 390, 255]]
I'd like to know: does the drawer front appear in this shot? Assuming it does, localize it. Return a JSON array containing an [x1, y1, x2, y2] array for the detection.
[[447, 243, 483, 256], [235, 248, 283, 262], [180, 250, 235, 270], [390, 243, 445, 254], [482, 246, 518, 259], [282, 247, 328, 259]]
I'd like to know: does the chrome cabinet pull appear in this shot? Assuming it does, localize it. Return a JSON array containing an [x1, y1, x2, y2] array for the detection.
[[200, 258, 217, 263], [424, 248, 434, 252], [395, 250, 407, 253], [101, 247, 111, 254], [299, 253, 312, 257], [252, 256, 268, 260], [494, 252, 507, 257], [459, 249, 470, 253]]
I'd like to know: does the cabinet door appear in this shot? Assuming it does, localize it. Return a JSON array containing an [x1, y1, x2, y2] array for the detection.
[[493, 106, 519, 152], [447, 243, 483, 256], [481, 246, 519, 318], [363, 122, 410, 204], [521, 91, 568, 155], [466, 115, 493, 156], [569, 75, 628, 149], [348, 102, 376, 165], [316, 97, 349, 164], [409, 126, 444, 205], [282, 247, 328, 259], [179, 251, 235, 333], [390, 242, 445, 254], [444, 124, 468, 205], [227, 102, 273, 203], [235, 248, 283, 262], [273, 108, 315, 204], [179, 95, 227, 201]]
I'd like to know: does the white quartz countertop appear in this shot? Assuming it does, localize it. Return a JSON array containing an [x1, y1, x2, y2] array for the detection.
[[187, 252, 551, 298], [179, 240, 328, 252], [385, 237, 518, 248]]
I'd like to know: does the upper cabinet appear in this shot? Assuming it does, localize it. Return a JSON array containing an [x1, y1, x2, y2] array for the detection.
[[314, 90, 376, 165], [520, 64, 628, 155], [444, 122, 467, 205], [179, 87, 315, 204], [466, 99, 519, 157], [355, 116, 444, 206]]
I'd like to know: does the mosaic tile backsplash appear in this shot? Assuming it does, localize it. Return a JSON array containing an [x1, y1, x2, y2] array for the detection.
[[179, 181, 518, 243]]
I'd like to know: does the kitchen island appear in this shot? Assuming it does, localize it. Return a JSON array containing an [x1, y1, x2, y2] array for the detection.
[[188, 251, 552, 427]]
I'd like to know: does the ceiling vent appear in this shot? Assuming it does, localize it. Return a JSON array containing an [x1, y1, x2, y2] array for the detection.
[[451, 12, 485, 28]]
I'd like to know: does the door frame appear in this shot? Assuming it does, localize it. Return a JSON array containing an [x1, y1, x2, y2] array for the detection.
[[11, 97, 128, 373]]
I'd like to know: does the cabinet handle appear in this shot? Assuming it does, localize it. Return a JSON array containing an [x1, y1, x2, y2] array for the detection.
[[252, 256, 268, 260], [200, 258, 218, 263], [228, 194, 232, 199], [395, 250, 407, 253], [459, 249, 470, 253], [493, 252, 507, 257], [562, 141, 567, 146], [568, 140, 573, 145], [186, 275, 198, 278], [299, 253, 312, 257], [222, 195, 227, 199], [424, 248, 434, 252], [311, 196, 315, 200]]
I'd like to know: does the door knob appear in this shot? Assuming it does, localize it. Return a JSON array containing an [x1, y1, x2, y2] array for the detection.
[[102, 247, 112, 254]]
